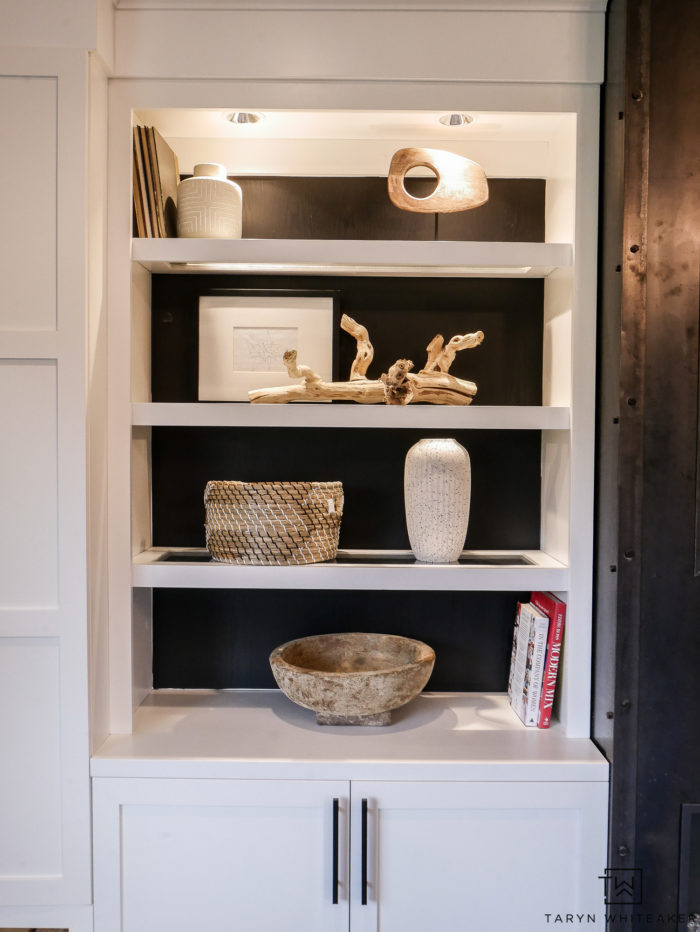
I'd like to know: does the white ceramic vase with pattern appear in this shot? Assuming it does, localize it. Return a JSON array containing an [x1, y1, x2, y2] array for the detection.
[[404, 438, 471, 563], [176, 163, 243, 238]]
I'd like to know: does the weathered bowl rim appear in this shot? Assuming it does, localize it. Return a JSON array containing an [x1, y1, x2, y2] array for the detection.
[[269, 631, 435, 678]]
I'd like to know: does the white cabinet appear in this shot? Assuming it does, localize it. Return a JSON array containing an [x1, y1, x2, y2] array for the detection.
[[351, 780, 607, 932], [93, 775, 607, 932], [93, 778, 350, 932]]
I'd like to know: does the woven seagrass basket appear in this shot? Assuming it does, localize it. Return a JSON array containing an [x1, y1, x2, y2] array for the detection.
[[204, 480, 344, 566]]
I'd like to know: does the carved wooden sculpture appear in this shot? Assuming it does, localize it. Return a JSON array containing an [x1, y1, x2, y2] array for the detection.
[[387, 147, 489, 213], [247, 316, 484, 406]]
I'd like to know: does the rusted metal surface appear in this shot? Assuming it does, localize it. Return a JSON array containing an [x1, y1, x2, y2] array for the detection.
[[596, 0, 700, 919]]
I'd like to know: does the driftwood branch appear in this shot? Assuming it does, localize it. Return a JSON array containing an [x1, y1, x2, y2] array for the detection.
[[248, 350, 384, 404], [421, 330, 484, 373], [381, 359, 415, 405], [341, 313, 374, 380], [247, 320, 483, 405]]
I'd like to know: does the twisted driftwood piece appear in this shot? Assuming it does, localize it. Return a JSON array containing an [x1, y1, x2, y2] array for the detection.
[[247, 316, 483, 406]]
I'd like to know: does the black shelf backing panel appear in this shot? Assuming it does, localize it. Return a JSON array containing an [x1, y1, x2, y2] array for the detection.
[[151, 275, 544, 406], [151, 427, 542, 551], [175, 176, 546, 242], [152, 588, 528, 692]]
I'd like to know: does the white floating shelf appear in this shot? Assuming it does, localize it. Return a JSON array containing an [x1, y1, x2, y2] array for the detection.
[[131, 238, 572, 277], [133, 403, 570, 430], [132, 548, 569, 591]]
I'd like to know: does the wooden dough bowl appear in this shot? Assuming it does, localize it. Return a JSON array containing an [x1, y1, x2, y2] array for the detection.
[[269, 632, 435, 725]]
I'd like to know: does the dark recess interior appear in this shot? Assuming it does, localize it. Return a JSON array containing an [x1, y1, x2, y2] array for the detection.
[[149, 175, 547, 691]]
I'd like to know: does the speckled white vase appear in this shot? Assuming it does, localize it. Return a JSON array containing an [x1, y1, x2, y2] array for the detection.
[[404, 438, 471, 563], [176, 163, 243, 238]]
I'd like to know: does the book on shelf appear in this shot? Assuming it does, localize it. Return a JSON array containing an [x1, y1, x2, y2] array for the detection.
[[138, 126, 159, 236], [132, 146, 146, 238], [132, 126, 152, 238], [530, 590, 566, 730], [507, 592, 566, 728], [152, 127, 180, 237], [132, 125, 180, 237], [508, 600, 549, 727]]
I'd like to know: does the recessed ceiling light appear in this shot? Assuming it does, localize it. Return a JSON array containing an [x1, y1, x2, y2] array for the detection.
[[226, 111, 262, 125], [439, 113, 474, 127]]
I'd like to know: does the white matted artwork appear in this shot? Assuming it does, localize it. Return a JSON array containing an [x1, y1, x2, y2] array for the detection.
[[198, 293, 335, 401]]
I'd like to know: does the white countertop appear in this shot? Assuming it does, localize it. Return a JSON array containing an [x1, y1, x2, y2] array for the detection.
[[91, 690, 608, 781]]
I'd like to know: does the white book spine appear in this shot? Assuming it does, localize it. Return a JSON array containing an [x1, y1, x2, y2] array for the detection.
[[523, 607, 549, 725], [509, 602, 549, 726]]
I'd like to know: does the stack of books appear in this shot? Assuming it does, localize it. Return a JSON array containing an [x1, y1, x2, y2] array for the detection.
[[132, 125, 180, 238], [507, 591, 566, 728]]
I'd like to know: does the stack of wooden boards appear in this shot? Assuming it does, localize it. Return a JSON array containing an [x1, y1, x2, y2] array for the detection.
[[132, 125, 180, 237], [507, 591, 566, 728]]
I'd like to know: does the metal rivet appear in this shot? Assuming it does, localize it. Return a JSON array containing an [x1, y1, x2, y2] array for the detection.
[[621, 699, 632, 711], [618, 844, 631, 857], [627, 397, 637, 407], [624, 550, 635, 560], [630, 244, 640, 253], [631, 90, 644, 101]]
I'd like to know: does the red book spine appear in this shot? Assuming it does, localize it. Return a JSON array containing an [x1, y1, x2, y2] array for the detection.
[[530, 592, 566, 729]]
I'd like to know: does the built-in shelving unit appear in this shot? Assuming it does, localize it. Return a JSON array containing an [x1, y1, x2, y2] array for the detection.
[[91, 26, 609, 932], [102, 83, 602, 748]]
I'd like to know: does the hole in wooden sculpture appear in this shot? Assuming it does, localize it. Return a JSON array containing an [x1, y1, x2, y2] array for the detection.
[[403, 165, 439, 199]]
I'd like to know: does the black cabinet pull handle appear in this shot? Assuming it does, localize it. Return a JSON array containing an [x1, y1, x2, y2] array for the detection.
[[361, 798, 368, 905], [332, 797, 339, 904]]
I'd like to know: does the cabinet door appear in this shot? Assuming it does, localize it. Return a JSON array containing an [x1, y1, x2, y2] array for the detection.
[[350, 780, 608, 932], [93, 778, 349, 932]]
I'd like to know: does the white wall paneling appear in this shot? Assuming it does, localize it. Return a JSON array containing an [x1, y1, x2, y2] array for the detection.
[[0, 360, 58, 607], [113, 10, 605, 83], [0, 639, 62, 880], [0, 75, 57, 331], [0, 46, 93, 906]]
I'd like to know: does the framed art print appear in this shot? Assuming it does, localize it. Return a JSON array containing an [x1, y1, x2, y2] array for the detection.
[[198, 290, 337, 401]]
